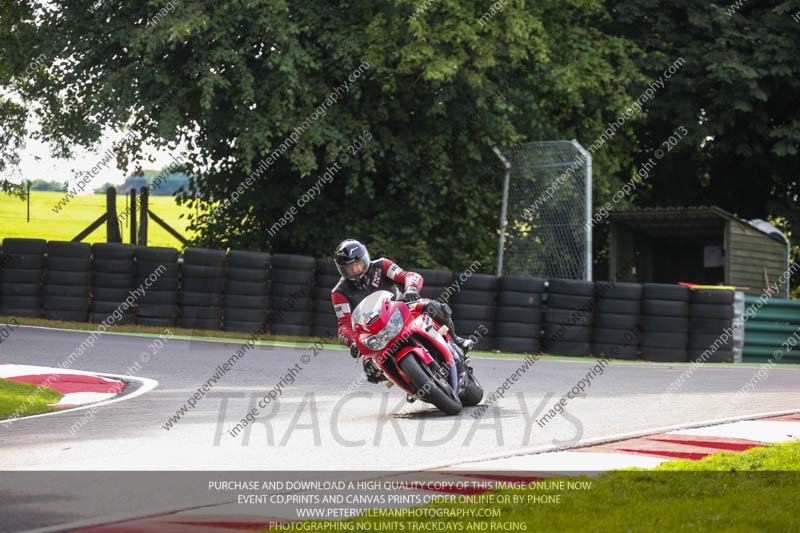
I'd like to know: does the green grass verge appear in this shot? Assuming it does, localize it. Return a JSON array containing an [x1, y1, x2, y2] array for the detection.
[[3, 315, 800, 368], [0, 190, 198, 247], [0, 378, 63, 419], [273, 441, 800, 532]]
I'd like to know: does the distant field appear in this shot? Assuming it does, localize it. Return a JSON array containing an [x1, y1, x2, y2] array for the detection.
[[0, 191, 201, 247]]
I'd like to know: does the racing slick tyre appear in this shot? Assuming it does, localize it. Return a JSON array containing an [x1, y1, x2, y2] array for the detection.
[[398, 354, 462, 415]]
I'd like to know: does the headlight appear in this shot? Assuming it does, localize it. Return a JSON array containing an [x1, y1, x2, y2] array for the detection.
[[362, 308, 404, 351]]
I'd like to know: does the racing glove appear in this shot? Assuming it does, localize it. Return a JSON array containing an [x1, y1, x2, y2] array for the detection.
[[403, 288, 421, 303], [350, 343, 361, 359]]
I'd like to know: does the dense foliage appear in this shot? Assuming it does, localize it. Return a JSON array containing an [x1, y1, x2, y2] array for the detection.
[[0, 1, 796, 290]]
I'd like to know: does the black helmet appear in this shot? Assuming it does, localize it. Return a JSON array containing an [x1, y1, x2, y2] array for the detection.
[[334, 239, 370, 282]]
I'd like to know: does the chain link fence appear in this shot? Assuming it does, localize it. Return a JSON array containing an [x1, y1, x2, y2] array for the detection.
[[496, 140, 592, 280]]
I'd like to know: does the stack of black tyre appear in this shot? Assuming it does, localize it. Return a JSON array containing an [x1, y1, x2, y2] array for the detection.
[[269, 254, 315, 336], [222, 250, 271, 334], [494, 276, 545, 353], [179, 248, 226, 330], [543, 279, 595, 356], [640, 283, 690, 362], [688, 289, 736, 363], [310, 258, 340, 339], [448, 273, 496, 351], [591, 282, 643, 360], [90, 243, 135, 325], [134, 246, 180, 327], [417, 268, 454, 302], [0, 238, 46, 318], [43, 241, 91, 322]]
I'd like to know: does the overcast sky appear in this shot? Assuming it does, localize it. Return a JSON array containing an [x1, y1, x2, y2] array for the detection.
[[2, 126, 182, 193]]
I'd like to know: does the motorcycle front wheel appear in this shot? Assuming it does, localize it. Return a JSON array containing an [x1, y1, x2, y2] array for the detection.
[[460, 367, 484, 407], [399, 354, 462, 415]]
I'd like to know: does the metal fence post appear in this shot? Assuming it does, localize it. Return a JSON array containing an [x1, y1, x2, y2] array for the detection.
[[493, 146, 512, 277]]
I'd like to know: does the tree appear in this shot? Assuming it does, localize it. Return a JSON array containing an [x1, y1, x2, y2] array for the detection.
[[30, 179, 66, 192], [606, 0, 800, 244], [1, 0, 642, 272], [0, 0, 39, 199]]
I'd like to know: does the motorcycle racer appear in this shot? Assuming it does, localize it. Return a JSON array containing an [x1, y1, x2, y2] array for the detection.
[[330, 239, 475, 383]]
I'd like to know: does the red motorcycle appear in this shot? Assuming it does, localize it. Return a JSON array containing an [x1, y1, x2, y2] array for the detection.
[[351, 290, 483, 415]]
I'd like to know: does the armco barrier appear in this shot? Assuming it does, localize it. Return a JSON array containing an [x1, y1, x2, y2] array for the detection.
[[743, 296, 800, 364]]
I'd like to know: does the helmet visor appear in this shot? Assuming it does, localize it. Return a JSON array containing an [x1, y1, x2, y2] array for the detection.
[[337, 253, 370, 281]]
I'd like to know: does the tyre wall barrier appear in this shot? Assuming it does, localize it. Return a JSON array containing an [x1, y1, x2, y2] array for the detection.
[[0, 238, 770, 363], [544, 279, 595, 357], [135, 246, 179, 327], [224, 250, 270, 334], [743, 296, 800, 364], [0, 238, 46, 318], [45, 241, 91, 323], [687, 288, 736, 364]]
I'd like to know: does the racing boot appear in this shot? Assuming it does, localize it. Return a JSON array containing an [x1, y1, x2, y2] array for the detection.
[[453, 335, 475, 355], [425, 301, 475, 355], [363, 357, 387, 384]]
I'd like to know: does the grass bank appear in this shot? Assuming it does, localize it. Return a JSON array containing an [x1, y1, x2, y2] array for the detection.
[[0, 378, 63, 419], [0, 190, 198, 247]]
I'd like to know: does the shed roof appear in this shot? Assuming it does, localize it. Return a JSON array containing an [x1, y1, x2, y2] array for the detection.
[[608, 206, 777, 241]]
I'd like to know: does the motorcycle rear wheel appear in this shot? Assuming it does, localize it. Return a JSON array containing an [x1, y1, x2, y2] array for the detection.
[[399, 355, 462, 415]]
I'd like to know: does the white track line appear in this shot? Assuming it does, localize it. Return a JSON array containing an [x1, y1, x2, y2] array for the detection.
[[1, 371, 159, 426], [425, 407, 800, 471]]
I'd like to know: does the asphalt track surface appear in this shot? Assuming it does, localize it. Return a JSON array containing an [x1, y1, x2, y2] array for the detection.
[[1, 325, 799, 531]]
